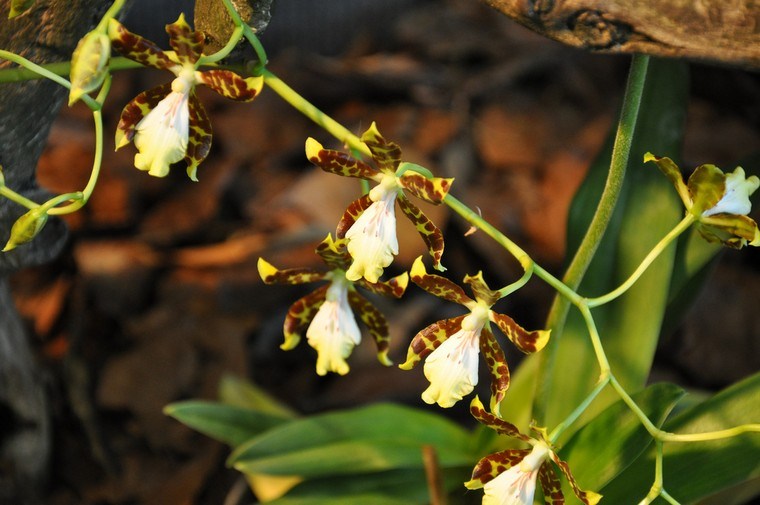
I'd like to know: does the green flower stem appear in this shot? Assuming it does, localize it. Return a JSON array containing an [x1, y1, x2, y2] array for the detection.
[[548, 376, 609, 444], [659, 423, 760, 443], [218, 0, 269, 67], [639, 441, 666, 505], [198, 24, 245, 65], [0, 56, 143, 83], [96, 0, 127, 32], [660, 490, 680, 505], [535, 54, 650, 421], [0, 50, 101, 111], [497, 264, 534, 298], [0, 186, 38, 209], [262, 69, 371, 158], [586, 214, 695, 307]]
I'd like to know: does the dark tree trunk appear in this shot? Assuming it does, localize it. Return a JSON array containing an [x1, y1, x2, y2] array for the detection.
[[482, 0, 760, 69], [0, 1, 113, 502]]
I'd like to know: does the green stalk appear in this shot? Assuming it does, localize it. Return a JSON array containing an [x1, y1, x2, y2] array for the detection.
[[533, 55, 650, 420]]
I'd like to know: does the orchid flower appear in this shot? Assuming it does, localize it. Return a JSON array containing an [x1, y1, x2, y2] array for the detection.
[[646, 153, 760, 248], [399, 258, 549, 409], [306, 123, 453, 283], [109, 14, 264, 180], [258, 235, 408, 376], [465, 397, 601, 505]]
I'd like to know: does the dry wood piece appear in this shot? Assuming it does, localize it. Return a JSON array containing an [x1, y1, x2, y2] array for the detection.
[[482, 0, 760, 69]]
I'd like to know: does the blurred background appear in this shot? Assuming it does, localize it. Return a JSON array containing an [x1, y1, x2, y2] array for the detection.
[[9, 0, 760, 502]]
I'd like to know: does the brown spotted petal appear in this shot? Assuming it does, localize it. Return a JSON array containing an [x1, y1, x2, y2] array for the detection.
[[398, 195, 446, 272], [306, 138, 379, 180], [491, 311, 550, 354], [348, 291, 392, 366], [108, 19, 176, 71], [360, 122, 402, 173], [463, 271, 500, 306], [549, 452, 602, 505], [184, 92, 213, 181], [198, 70, 264, 102], [165, 14, 204, 64], [409, 256, 471, 305], [356, 271, 409, 299], [479, 327, 511, 411], [537, 463, 564, 504], [115, 83, 172, 150], [336, 194, 373, 239], [464, 449, 530, 489], [314, 234, 352, 271], [469, 396, 531, 442], [282, 285, 328, 350], [257, 257, 326, 285], [398, 172, 453, 205], [398, 315, 466, 370]]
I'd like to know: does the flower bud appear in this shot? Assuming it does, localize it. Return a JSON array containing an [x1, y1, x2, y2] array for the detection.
[[3, 207, 48, 252], [69, 30, 110, 106]]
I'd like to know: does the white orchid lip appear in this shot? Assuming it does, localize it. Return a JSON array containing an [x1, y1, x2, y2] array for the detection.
[[306, 276, 361, 376], [133, 88, 190, 177], [702, 167, 760, 217], [345, 179, 400, 284], [482, 442, 551, 505], [421, 304, 490, 408]]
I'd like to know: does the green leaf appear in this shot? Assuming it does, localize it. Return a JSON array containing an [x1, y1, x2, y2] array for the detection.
[[228, 403, 472, 474], [218, 374, 298, 419], [266, 467, 470, 505], [9, 0, 35, 18], [560, 383, 685, 494], [601, 372, 760, 502], [503, 58, 690, 431], [164, 400, 291, 447]]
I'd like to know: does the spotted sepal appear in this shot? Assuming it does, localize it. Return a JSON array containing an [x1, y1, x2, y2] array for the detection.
[[480, 327, 511, 412], [314, 234, 351, 270], [491, 311, 550, 354], [336, 194, 373, 239], [356, 271, 409, 299], [198, 70, 264, 102], [644, 153, 690, 208], [398, 172, 453, 205], [538, 463, 564, 504], [115, 83, 171, 150], [165, 14, 204, 65], [348, 291, 392, 366], [305, 138, 378, 179], [184, 93, 213, 181], [361, 122, 402, 173], [698, 213, 760, 248], [282, 285, 328, 350], [257, 257, 326, 285], [469, 396, 530, 442], [398, 196, 446, 271], [687, 163, 725, 215], [549, 452, 602, 505], [463, 271, 499, 306], [409, 256, 469, 305], [464, 449, 530, 489], [108, 19, 176, 70], [398, 315, 466, 370]]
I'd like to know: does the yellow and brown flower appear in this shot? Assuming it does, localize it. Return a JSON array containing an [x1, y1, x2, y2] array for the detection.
[[258, 235, 408, 376], [306, 123, 453, 283], [109, 14, 264, 180], [399, 258, 549, 409]]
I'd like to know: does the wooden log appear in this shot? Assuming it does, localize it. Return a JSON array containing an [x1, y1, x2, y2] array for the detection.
[[482, 0, 760, 69]]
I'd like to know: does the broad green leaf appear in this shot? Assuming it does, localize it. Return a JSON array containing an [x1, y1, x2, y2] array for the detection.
[[228, 403, 472, 472], [560, 383, 685, 494], [267, 468, 471, 505], [503, 58, 690, 431], [218, 374, 298, 419], [164, 400, 291, 447], [601, 372, 760, 502]]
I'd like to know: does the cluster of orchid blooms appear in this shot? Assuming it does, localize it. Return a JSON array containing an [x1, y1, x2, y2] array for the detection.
[[7, 11, 759, 504]]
